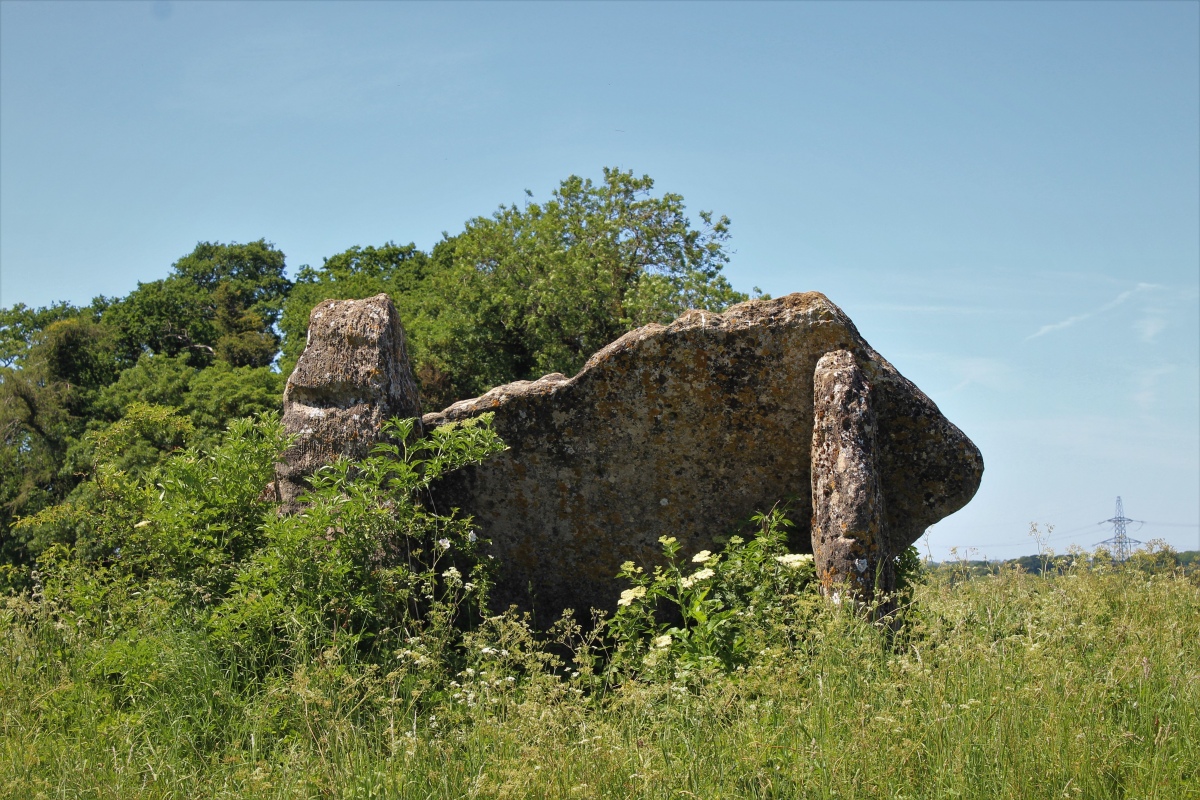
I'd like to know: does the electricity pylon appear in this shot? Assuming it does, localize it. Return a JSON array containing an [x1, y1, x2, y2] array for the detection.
[[1096, 496, 1143, 562]]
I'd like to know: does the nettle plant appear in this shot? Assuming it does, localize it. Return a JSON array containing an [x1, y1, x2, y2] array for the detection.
[[607, 507, 822, 676]]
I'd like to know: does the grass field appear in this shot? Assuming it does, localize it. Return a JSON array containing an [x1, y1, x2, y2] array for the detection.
[[3, 559, 1197, 800]]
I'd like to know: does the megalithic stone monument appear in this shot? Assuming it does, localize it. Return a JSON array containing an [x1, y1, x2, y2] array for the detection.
[[277, 294, 422, 510], [811, 349, 888, 601], [280, 292, 983, 615], [422, 292, 983, 616]]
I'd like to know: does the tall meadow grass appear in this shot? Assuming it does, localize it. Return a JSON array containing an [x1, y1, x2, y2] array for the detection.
[[3, 562, 1196, 799]]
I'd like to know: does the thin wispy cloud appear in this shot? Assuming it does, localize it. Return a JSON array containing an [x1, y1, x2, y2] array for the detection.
[[1026, 283, 1160, 340]]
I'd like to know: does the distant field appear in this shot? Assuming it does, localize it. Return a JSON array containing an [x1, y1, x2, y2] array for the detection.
[[3, 560, 1197, 799]]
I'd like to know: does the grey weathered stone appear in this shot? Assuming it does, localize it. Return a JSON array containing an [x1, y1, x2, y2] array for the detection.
[[277, 294, 422, 508], [811, 349, 888, 602], [424, 292, 983, 616]]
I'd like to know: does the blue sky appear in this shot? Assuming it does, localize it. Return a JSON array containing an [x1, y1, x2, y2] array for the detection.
[[2, 1, 1197, 558]]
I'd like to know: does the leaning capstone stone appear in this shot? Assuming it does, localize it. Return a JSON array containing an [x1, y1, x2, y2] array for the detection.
[[423, 292, 983, 617], [811, 349, 888, 602], [277, 294, 421, 509]]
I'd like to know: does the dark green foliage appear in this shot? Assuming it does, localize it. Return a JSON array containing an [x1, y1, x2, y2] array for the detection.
[[92, 353, 196, 420], [0, 298, 110, 369], [105, 275, 221, 366], [106, 240, 291, 368], [182, 361, 284, 449], [171, 239, 292, 318], [0, 369, 72, 572]]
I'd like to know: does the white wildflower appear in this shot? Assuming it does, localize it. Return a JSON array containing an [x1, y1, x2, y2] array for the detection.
[[618, 586, 647, 606], [775, 553, 813, 569], [681, 567, 715, 588], [442, 566, 462, 582], [437, 538, 451, 551], [653, 634, 672, 649], [468, 530, 477, 543], [692, 550, 713, 563]]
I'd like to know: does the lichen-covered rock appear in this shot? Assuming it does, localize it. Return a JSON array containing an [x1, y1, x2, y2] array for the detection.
[[811, 349, 888, 601], [424, 292, 983, 616], [277, 294, 421, 508]]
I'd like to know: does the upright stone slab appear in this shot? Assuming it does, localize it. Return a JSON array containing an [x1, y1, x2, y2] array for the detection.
[[424, 292, 983, 616], [811, 349, 888, 602], [277, 294, 421, 509]]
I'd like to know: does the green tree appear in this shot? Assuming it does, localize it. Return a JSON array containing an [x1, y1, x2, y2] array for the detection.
[[106, 240, 291, 368], [0, 301, 90, 369], [430, 168, 749, 398], [0, 366, 72, 570]]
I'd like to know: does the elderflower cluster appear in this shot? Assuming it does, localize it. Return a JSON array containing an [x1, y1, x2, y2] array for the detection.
[[681, 567, 715, 588], [692, 550, 713, 563], [775, 553, 813, 569], [618, 586, 647, 606]]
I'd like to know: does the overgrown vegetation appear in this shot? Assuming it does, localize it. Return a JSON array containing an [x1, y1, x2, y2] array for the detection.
[[1, 413, 1197, 799], [4, 168, 1196, 797]]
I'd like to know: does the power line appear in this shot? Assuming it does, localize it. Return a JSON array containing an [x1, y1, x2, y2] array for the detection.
[[1095, 496, 1142, 562]]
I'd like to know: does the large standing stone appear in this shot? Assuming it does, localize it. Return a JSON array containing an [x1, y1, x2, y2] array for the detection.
[[277, 294, 421, 508], [424, 292, 983, 617], [811, 349, 888, 602]]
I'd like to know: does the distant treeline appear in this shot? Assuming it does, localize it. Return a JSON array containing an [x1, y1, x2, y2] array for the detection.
[[928, 548, 1199, 578], [0, 168, 755, 582]]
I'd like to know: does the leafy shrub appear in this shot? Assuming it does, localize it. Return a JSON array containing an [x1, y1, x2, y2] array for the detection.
[[19, 411, 506, 710], [607, 507, 822, 677], [211, 416, 506, 680]]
